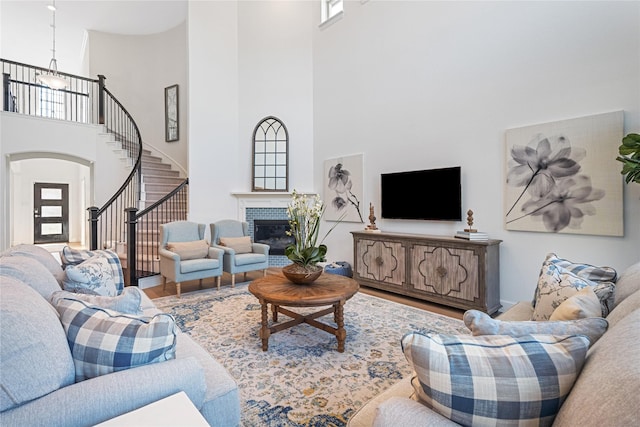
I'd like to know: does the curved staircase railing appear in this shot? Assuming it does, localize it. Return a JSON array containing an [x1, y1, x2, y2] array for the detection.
[[88, 86, 143, 254]]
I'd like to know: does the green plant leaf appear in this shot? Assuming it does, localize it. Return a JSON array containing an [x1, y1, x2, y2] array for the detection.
[[617, 133, 640, 184]]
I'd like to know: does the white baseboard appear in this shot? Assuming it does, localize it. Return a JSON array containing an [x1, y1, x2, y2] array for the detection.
[[138, 275, 162, 289]]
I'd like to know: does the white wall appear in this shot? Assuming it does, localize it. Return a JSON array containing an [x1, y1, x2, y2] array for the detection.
[[312, 1, 640, 305], [238, 0, 315, 193], [187, 0, 240, 225], [0, 113, 135, 247], [1, 115, 88, 246], [187, 1, 315, 226], [88, 22, 189, 171]]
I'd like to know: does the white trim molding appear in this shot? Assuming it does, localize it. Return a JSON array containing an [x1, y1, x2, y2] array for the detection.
[[231, 192, 317, 221]]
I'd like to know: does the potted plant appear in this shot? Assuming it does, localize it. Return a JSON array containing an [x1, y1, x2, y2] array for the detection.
[[617, 133, 640, 184], [283, 190, 342, 284]]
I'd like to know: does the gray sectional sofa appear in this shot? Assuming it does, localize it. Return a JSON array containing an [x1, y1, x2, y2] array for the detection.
[[0, 244, 240, 427], [348, 260, 640, 427]]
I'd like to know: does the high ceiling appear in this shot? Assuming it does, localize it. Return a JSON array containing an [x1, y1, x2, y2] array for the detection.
[[1, 0, 188, 75]]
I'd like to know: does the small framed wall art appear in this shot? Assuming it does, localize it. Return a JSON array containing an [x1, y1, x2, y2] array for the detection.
[[164, 84, 179, 142]]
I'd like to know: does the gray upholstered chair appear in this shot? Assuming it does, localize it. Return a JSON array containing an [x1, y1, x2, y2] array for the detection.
[[210, 219, 269, 287], [159, 221, 224, 297]]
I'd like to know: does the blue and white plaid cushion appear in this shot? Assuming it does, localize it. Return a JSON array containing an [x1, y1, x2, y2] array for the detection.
[[54, 297, 177, 382], [402, 332, 590, 427], [60, 247, 124, 294]]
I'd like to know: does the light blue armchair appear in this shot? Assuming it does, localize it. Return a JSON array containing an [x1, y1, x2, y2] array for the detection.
[[210, 220, 269, 287], [159, 221, 224, 297]]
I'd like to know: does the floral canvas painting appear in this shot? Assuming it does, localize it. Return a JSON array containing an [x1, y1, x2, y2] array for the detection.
[[324, 154, 365, 223], [504, 111, 624, 236]]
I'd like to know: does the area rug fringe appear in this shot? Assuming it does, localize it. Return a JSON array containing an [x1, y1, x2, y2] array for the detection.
[[153, 283, 469, 427]]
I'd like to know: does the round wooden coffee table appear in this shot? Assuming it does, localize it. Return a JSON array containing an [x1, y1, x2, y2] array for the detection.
[[248, 271, 359, 353]]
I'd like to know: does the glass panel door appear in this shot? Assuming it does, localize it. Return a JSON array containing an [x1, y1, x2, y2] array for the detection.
[[34, 182, 69, 243]]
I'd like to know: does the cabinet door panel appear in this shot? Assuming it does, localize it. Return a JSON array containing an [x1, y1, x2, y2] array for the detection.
[[410, 245, 479, 303], [356, 239, 405, 286]]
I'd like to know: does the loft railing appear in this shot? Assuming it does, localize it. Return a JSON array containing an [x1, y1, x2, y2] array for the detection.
[[2, 59, 99, 123], [125, 178, 189, 285]]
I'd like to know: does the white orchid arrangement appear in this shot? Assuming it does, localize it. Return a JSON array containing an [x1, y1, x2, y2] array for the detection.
[[285, 190, 343, 268]]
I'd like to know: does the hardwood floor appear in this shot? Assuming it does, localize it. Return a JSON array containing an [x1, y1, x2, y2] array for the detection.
[[144, 267, 465, 320]]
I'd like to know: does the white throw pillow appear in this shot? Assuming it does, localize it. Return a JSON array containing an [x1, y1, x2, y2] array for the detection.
[[550, 286, 602, 320]]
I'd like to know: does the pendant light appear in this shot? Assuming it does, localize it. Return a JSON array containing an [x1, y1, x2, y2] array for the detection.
[[37, 0, 67, 90]]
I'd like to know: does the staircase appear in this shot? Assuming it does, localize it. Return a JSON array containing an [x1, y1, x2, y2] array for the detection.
[[117, 148, 188, 282], [141, 150, 185, 208]]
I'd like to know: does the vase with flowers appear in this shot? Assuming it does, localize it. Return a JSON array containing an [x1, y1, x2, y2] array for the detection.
[[283, 190, 342, 284]]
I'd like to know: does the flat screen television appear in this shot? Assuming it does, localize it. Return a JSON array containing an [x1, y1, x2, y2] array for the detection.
[[380, 166, 462, 221]]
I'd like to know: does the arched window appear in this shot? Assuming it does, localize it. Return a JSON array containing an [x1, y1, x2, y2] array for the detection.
[[252, 116, 288, 192]]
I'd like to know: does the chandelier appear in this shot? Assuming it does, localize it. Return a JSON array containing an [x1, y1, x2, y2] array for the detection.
[[37, 0, 67, 90]]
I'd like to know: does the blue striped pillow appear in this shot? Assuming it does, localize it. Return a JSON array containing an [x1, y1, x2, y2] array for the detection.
[[402, 332, 590, 427], [54, 298, 177, 382]]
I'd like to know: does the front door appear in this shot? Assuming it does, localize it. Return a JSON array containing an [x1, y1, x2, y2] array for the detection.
[[33, 182, 69, 244]]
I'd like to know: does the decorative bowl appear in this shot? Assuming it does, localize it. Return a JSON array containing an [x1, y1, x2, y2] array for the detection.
[[282, 264, 323, 285]]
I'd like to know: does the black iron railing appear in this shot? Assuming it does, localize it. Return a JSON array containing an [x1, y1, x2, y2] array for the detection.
[[2, 59, 100, 123], [125, 178, 189, 285]]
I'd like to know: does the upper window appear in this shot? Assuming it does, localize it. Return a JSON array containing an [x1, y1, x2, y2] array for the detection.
[[252, 116, 288, 192], [321, 0, 343, 25], [39, 87, 64, 119]]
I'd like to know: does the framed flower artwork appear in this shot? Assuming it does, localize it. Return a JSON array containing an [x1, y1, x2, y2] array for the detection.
[[504, 111, 623, 236], [324, 153, 364, 223]]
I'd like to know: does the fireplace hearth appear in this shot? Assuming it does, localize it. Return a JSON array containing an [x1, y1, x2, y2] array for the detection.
[[254, 220, 294, 256]]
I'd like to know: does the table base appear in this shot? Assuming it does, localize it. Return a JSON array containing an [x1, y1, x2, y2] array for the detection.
[[258, 300, 347, 352]]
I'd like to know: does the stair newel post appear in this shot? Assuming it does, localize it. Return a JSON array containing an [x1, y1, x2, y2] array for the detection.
[[98, 74, 106, 125], [126, 207, 138, 286], [88, 206, 99, 251], [3, 73, 10, 111]]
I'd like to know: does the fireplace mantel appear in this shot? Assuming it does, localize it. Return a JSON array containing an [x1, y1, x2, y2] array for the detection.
[[231, 191, 317, 221]]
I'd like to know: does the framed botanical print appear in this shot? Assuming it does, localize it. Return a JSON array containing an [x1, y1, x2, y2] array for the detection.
[[164, 84, 179, 142], [323, 153, 365, 223], [504, 111, 623, 236]]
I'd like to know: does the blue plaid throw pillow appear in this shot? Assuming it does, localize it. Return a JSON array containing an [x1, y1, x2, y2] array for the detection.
[[54, 298, 177, 382], [402, 332, 590, 427], [60, 247, 125, 295]]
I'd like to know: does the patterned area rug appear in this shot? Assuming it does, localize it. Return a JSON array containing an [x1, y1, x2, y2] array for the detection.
[[153, 282, 469, 427]]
